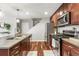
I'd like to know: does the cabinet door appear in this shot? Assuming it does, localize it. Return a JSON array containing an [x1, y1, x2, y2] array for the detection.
[[62, 48, 70, 56], [63, 3, 70, 12], [62, 44, 70, 56], [71, 48, 79, 56], [9, 43, 21, 56], [21, 39, 27, 55], [70, 4, 79, 24], [26, 37, 30, 51], [21, 39, 27, 50]]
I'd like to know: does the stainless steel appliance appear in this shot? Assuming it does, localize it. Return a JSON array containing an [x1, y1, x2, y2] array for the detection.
[[57, 12, 71, 26], [63, 30, 79, 39], [51, 30, 79, 56], [51, 34, 62, 56], [46, 23, 53, 45]]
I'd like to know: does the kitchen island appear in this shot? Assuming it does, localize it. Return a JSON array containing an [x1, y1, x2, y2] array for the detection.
[[0, 34, 32, 56]]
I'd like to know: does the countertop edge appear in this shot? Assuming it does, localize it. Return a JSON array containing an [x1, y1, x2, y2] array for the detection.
[[0, 34, 32, 49], [62, 38, 79, 48]]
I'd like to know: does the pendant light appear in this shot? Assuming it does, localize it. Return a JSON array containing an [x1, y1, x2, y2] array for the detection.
[[16, 9, 20, 23]]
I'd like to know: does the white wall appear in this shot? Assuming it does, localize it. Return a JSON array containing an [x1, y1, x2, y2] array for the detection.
[[0, 8, 16, 36], [21, 19, 33, 34], [0, 12, 17, 36], [58, 25, 79, 33], [27, 17, 50, 41], [22, 22, 29, 34]]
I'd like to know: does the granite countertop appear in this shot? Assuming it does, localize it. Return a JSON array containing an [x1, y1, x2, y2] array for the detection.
[[62, 37, 79, 48], [0, 34, 31, 49]]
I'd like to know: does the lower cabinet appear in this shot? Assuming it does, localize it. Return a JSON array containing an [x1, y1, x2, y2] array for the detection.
[[0, 35, 32, 56], [21, 35, 31, 55], [62, 40, 79, 56], [9, 43, 21, 56], [20, 38, 27, 55], [71, 48, 79, 56], [0, 43, 21, 56], [62, 43, 71, 56]]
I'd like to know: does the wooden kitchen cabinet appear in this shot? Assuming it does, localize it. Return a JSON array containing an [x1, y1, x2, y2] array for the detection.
[[27, 35, 31, 51], [9, 43, 21, 56], [0, 43, 21, 56], [20, 35, 31, 55], [71, 48, 79, 56], [62, 42, 71, 56], [50, 3, 79, 26], [70, 4, 79, 25], [20, 38, 27, 55], [62, 3, 79, 25], [0, 35, 32, 56], [62, 40, 79, 56], [51, 14, 58, 27]]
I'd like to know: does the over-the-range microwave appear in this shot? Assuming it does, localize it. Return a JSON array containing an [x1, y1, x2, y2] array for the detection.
[[57, 12, 71, 27]]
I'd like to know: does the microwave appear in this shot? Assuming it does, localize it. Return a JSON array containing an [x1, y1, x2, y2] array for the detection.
[[57, 12, 71, 26]]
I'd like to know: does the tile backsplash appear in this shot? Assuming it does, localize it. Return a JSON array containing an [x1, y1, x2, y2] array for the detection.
[[58, 25, 79, 33]]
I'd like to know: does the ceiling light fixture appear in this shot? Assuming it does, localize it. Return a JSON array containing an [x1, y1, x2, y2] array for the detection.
[[0, 9, 4, 18], [44, 11, 48, 15], [16, 19, 20, 23], [16, 9, 20, 23], [26, 12, 29, 15]]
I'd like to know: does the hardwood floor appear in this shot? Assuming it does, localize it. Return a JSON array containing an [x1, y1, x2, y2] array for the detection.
[[29, 41, 53, 56]]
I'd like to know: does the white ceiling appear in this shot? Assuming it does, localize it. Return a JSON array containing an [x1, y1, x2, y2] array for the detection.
[[0, 3, 62, 19]]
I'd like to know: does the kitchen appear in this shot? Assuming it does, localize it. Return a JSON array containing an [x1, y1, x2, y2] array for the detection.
[[50, 3, 79, 56], [0, 3, 79, 56]]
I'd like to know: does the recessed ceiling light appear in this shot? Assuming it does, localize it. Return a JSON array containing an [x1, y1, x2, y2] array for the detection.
[[16, 19, 20, 23], [0, 9, 4, 18], [44, 11, 48, 15], [16, 9, 20, 11], [26, 12, 29, 15]]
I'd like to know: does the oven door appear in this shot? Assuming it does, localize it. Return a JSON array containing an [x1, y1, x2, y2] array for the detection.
[[52, 38, 61, 56], [52, 38, 58, 48]]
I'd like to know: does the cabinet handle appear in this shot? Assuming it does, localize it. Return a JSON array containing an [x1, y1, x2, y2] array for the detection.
[[11, 51, 20, 56], [14, 51, 20, 55], [14, 46, 19, 49]]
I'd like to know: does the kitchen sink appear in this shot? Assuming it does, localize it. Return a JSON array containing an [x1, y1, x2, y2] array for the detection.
[[6, 36, 21, 40], [7, 37, 15, 40], [15, 37, 21, 39]]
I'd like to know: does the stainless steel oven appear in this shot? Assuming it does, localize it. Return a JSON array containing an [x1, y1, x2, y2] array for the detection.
[[52, 35, 62, 56]]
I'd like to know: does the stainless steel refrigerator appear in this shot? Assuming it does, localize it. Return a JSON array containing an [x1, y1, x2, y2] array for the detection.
[[45, 23, 53, 44]]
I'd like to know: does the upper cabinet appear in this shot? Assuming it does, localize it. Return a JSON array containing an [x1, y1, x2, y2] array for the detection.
[[70, 4, 79, 25], [51, 14, 58, 27], [51, 3, 79, 26]]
